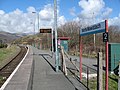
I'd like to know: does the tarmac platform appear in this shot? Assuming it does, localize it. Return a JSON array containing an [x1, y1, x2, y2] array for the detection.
[[1, 46, 86, 90], [32, 47, 75, 90]]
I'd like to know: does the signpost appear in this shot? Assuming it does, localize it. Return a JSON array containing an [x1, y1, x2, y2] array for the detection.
[[103, 32, 108, 42], [80, 20, 109, 90], [40, 28, 54, 57], [105, 20, 109, 90], [80, 21, 105, 36], [40, 28, 52, 33]]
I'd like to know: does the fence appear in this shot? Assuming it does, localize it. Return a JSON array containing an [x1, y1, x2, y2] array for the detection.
[[81, 64, 97, 90], [60, 46, 118, 90]]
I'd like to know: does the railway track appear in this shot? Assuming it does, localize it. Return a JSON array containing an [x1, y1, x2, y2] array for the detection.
[[0, 46, 27, 87]]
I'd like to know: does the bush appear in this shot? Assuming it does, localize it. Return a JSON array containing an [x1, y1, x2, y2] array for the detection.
[[0, 44, 8, 48]]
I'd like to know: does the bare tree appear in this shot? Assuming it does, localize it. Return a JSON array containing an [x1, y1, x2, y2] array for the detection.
[[58, 21, 80, 50], [109, 25, 120, 43]]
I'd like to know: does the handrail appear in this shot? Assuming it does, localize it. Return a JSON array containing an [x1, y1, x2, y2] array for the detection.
[[64, 51, 79, 72], [60, 46, 79, 76]]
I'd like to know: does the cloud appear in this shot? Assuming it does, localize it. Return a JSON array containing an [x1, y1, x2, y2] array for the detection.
[[58, 16, 66, 26], [78, 0, 105, 19], [0, 8, 36, 33], [39, 4, 66, 28], [77, 0, 114, 27], [0, 5, 66, 33], [27, 6, 36, 13], [39, 4, 53, 21], [102, 7, 112, 19], [69, 7, 76, 16], [13, 8, 23, 15], [0, 10, 5, 15], [108, 14, 120, 26]]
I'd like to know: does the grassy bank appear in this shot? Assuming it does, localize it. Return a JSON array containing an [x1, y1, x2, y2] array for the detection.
[[68, 51, 97, 58], [81, 73, 118, 90], [0, 45, 21, 66], [0, 45, 21, 85]]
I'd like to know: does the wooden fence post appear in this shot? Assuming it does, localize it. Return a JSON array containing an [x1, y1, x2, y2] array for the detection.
[[60, 46, 67, 75]]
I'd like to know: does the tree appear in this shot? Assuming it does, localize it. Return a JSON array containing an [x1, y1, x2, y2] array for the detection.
[[58, 21, 80, 50]]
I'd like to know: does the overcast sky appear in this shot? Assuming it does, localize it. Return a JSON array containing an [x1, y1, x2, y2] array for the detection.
[[0, 0, 120, 33]]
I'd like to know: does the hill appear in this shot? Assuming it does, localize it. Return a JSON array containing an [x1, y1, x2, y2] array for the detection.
[[0, 31, 27, 43]]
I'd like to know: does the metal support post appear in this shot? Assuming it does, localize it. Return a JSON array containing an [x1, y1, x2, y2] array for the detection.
[[34, 21, 35, 47], [38, 13, 39, 31], [51, 28, 54, 57], [94, 34, 95, 50], [54, 0, 59, 72], [105, 20, 108, 90]]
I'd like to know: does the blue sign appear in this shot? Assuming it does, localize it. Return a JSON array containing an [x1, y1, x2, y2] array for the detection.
[[80, 21, 105, 36]]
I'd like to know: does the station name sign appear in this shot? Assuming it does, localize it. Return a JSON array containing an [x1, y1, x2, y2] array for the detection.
[[80, 21, 105, 36], [40, 28, 52, 33]]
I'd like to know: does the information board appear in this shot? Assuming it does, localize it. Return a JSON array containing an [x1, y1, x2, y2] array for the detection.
[[40, 28, 52, 33]]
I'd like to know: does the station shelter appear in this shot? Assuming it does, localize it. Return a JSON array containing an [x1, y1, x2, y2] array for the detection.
[[58, 37, 70, 52], [109, 43, 120, 74]]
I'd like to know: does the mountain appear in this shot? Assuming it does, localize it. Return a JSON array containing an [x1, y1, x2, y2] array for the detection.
[[0, 31, 25, 43]]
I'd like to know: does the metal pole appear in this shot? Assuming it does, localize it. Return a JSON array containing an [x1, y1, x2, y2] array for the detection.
[[34, 20, 35, 35], [93, 12, 96, 51], [38, 12, 39, 31], [105, 20, 108, 90], [54, 0, 59, 72], [34, 19, 35, 47], [94, 34, 95, 50], [52, 28, 54, 56], [32, 12, 36, 47]]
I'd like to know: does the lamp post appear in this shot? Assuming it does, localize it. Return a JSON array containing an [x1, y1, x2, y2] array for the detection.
[[92, 12, 96, 51], [32, 12, 40, 31], [32, 11, 40, 47], [38, 12, 39, 31], [32, 12, 36, 47]]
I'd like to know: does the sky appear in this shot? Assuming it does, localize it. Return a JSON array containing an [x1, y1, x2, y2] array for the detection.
[[0, 0, 120, 33]]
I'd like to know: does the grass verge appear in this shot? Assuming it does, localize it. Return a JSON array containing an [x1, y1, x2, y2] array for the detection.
[[81, 73, 118, 90], [0, 45, 21, 69], [0, 45, 21, 86]]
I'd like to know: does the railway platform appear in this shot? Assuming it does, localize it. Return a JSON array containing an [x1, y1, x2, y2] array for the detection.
[[1, 46, 82, 90], [32, 47, 75, 90]]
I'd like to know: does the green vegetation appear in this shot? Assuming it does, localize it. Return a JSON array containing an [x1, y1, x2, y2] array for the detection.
[[13, 33, 52, 49], [11, 21, 120, 90], [82, 53, 97, 58], [0, 45, 21, 85], [0, 45, 19, 61], [0, 44, 7, 48], [0, 76, 6, 84], [108, 74, 118, 90], [0, 45, 20, 63], [81, 74, 118, 90]]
